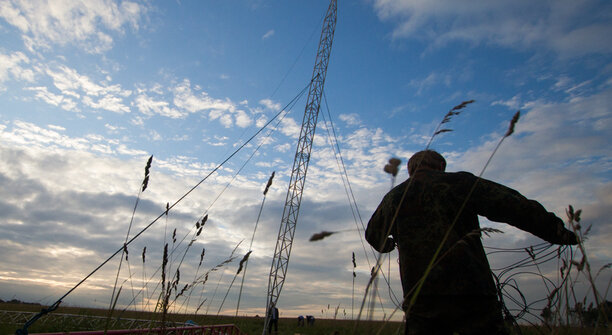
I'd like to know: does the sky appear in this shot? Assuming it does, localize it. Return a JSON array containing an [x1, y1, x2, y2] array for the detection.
[[0, 0, 611, 327]]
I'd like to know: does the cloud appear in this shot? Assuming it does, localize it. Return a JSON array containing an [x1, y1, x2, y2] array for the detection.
[[372, 0, 612, 58], [274, 143, 291, 153], [47, 124, 66, 132], [0, 0, 147, 54], [219, 114, 233, 128], [173, 79, 234, 113], [259, 98, 281, 111], [22, 64, 134, 114], [338, 113, 361, 126], [256, 115, 268, 128], [279, 116, 300, 138], [262, 29, 275, 40], [46, 65, 128, 97], [235, 110, 253, 128], [0, 51, 35, 86], [172, 79, 256, 128], [0, 120, 152, 157], [135, 94, 185, 118], [83, 94, 130, 113], [491, 94, 522, 110], [26, 86, 79, 112]]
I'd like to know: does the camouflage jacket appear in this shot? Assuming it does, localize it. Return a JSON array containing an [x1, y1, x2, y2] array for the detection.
[[365, 170, 572, 305]]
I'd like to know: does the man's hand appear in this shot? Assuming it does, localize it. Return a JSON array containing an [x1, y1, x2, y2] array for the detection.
[[547, 217, 579, 245], [560, 229, 578, 245]]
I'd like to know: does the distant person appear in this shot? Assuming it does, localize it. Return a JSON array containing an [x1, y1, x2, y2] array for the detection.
[[297, 315, 305, 326], [366, 150, 578, 335], [306, 315, 315, 326], [267, 302, 279, 334]]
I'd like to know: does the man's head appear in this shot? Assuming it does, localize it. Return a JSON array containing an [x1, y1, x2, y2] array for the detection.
[[407, 150, 446, 175]]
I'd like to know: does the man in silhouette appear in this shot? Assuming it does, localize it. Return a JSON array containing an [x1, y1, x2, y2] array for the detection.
[[267, 302, 279, 334], [366, 150, 578, 335]]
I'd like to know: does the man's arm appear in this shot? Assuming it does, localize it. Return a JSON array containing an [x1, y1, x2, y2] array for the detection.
[[469, 174, 577, 245], [365, 197, 396, 253]]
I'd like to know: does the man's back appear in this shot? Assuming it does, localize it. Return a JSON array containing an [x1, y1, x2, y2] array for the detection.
[[370, 170, 497, 299]]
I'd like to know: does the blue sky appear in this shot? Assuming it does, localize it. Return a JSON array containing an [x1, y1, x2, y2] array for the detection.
[[0, 0, 611, 325]]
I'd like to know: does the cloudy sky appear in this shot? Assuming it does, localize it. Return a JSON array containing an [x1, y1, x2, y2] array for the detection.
[[0, 0, 610, 326]]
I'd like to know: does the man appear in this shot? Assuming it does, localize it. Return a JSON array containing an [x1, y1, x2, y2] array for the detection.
[[267, 302, 279, 334], [366, 150, 578, 335]]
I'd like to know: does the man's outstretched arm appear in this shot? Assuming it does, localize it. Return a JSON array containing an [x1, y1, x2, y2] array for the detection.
[[471, 175, 578, 245]]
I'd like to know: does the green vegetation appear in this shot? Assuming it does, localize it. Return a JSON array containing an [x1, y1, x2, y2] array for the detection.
[[0, 302, 403, 334], [2, 301, 611, 334]]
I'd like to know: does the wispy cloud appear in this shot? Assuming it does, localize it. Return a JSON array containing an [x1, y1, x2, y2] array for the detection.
[[491, 94, 522, 110], [262, 29, 275, 40], [173, 79, 234, 113], [259, 98, 281, 111], [0, 0, 147, 54], [26, 86, 79, 112], [0, 51, 35, 87], [135, 93, 184, 118], [338, 113, 361, 126], [372, 0, 612, 58]]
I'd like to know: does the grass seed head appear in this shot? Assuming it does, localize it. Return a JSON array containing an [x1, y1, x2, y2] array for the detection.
[[383, 164, 398, 176], [309, 231, 335, 242], [451, 99, 475, 111], [264, 171, 275, 195], [123, 243, 129, 261], [199, 248, 206, 266], [144, 155, 153, 177], [434, 128, 453, 136], [236, 250, 252, 275], [388, 157, 401, 167], [505, 110, 520, 137], [141, 175, 149, 192]]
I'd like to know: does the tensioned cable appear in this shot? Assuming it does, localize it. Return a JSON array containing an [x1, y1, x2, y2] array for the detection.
[[234, 172, 274, 316], [107, 78, 309, 319], [318, 106, 392, 317], [321, 90, 402, 309], [269, 12, 323, 100], [119, 5, 326, 321], [17, 79, 314, 334], [106, 82, 309, 316], [166, 84, 306, 282], [319, 98, 399, 321], [131, 85, 308, 319], [210, 11, 323, 171]]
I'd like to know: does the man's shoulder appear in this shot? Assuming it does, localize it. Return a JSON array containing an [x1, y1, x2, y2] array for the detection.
[[445, 171, 477, 179], [411, 170, 477, 181], [384, 171, 478, 197]]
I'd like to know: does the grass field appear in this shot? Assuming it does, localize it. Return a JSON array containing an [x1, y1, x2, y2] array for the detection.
[[0, 302, 404, 334], [3, 302, 610, 335]]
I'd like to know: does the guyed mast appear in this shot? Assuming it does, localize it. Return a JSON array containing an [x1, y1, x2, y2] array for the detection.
[[263, 0, 337, 332]]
